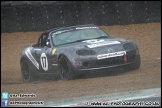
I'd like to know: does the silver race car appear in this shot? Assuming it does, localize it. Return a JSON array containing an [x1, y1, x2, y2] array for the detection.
[[20, 24, 140, 82]]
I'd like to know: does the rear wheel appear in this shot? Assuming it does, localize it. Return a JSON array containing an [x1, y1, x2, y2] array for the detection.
[[58, 56, 75, 80], [21, 59, 34, 82]]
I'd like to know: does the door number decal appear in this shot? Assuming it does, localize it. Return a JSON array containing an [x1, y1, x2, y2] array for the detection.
[[40, 53, 48, 71]]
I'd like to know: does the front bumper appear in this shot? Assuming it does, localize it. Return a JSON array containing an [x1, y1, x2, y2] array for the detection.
[[72, 50, 140, 73], [73, 60, 139, 73]]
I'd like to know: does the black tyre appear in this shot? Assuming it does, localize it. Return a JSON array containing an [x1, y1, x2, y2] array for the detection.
[[58, 55, 75, 80], [21, 59, 34, 82]]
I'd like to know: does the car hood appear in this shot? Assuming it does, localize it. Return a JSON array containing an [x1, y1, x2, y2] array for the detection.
[[60, 38, 127, 47], [57, 38, 130, 54]]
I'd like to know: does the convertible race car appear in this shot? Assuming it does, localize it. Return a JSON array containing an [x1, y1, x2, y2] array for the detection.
[[20, 24, 140, 82]]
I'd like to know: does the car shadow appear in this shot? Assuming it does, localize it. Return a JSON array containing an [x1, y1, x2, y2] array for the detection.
[[34, 73, 60, 82], [32, 68, 137, 82], [75, 68, 136, 80]]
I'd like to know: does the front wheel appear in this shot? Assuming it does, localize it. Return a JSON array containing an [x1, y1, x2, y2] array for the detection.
[[58, 56, 75, 80], [20, 59, 35, 82]]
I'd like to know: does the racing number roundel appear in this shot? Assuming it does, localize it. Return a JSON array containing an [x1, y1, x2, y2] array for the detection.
[[40, 53, 48, 71]]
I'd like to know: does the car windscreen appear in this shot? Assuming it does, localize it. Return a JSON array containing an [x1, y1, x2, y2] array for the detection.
[[52, 28, 110, 46]]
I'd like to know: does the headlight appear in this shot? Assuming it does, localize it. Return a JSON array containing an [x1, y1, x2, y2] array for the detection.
[[76, 49, 96, 56], [123, 42, 134, 50]]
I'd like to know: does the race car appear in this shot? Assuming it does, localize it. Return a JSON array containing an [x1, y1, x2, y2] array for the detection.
[[20, 24, 141, 82]]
